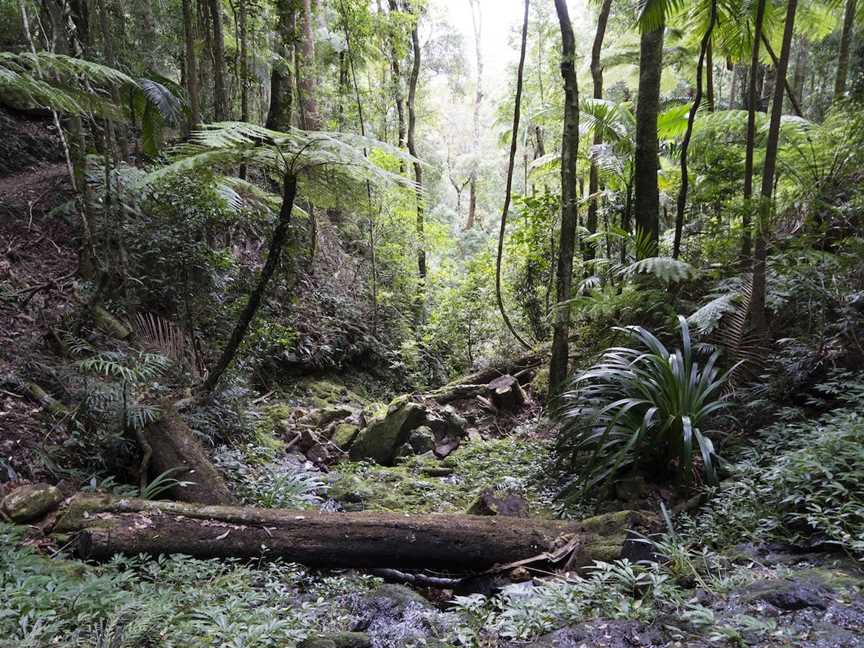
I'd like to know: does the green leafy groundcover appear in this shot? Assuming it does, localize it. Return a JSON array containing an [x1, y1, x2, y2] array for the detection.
[[680, 373, 864, 553], [0, 526, 378, 647]]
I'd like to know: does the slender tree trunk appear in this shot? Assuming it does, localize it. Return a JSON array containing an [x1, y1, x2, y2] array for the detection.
[[136, 0, 157, 60], [298, 0, 320, 129], [97, 0, 128, 156], [494, 0, 532, 352], [239, 0, 249, 122], [633, 25, 664, 257], [835, 0, 858, 101], [585, 0, 613, 267], [266, 0, 295, 131], [742, 0, 767, 262], [706, 40, 715, 111], [386, 1, 407, 153], [406, 7, 425, 295], [548, 0, 579, 400], [791, 37, 808, 112], [208, 0, 228, 120], [466, 0, 482, 230], [201, 173, 298, 394], [751, 0, 798, 336], [182, 0, 202, 131], [673, 0, 716, 259]]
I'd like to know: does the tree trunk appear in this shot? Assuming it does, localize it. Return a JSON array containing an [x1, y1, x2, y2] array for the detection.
[[406, 6, 425, 296], [139, 403, 236, 504], [201, 172, 298, 394], [182, 0, 202, 131], [466, 0, 482, 230], [835, 0, 858, 101], [266, 0, 296, 131], [298, 0, 320, 129], [742, 0, 767, 262], [673, 0, 716, 259], [585, 0, 613, 267], [791, 37, 808, 112], [706, 40, 715, 111], [239, 0, 249, 123], [633, 26, 664, 257], [386, 1, 407, 157], [751, 0, 798, 336], [548, 0, 579, 401], [54, 494, 657, 572], [494, 0, 532, 352], [208, 0, 228, 120]]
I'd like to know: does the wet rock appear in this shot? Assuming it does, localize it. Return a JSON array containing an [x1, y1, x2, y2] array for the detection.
[[299, 632, 371, 648], [526, 620, 660, 648], [1, 483, 63, 522], [425, 405, 467, 439], [305, 406, 355, 428], [421, 466, 453, 477], [433, 439, 460, 459], [743, 578, 829, 610], [331, 423, 360, 450], [349, 401, 426, 465], [353, 584, 433, 631], [466, 489, 529, 517], [305, 443, 330, 465], [407, 426, 435, 454]]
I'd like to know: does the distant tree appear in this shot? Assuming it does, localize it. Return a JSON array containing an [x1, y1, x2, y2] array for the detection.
[[835, 0, 858, 100]]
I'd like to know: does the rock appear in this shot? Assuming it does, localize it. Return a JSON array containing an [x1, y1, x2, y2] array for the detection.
[[1, 483, 63, 522], [526, 620, 656, 648], [433, 437, 460, 459], [466, 427, 483, 443], [305, 443, 330, 464], [331, 423, 360, 450], [407, 426, 435, 454], [349, 401, 426, 465], [393, 443, 415, 460], [425, 405, 467, 439], [299, 632, 371, 648], [466, 489, 529, 517], [353, 584, 433, 631], [743, 578, 829, 610], [613, 475, 647, 503], [328, 475, 376, 510], [305, 406, 355, 428], [487, 374, 526, 412]]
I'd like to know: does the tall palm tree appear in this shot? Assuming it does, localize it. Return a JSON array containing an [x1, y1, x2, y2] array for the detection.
[[633, 2, 668, 257], [742, 0, 767, 261]]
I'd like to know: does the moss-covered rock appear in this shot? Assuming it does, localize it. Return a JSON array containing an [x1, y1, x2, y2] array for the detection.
[[299, 632, 371, 648], [2, 483, 63, 522], [407, 426, 436, 454], [331, 423, 360, 450], [349, 401, 426, 465]]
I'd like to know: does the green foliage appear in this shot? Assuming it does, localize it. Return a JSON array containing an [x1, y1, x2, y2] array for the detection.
[[558, 316, 734, 496], [0, 525, 378, 647], [680, 372, 864, 554]]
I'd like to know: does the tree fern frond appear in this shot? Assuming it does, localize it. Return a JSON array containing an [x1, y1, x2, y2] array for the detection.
[[619, 256, 697, 283]]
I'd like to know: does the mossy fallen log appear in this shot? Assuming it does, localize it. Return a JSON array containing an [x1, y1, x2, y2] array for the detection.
[[53, 494, 656, 571]]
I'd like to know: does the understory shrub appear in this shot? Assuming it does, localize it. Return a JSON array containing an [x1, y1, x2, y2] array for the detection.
[[557, 316, 734, 496]]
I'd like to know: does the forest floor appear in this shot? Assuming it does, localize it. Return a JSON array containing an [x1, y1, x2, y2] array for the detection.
[[1, 111, 863, 647]]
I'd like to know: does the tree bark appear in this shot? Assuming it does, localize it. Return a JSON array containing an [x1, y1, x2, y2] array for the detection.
[[208, 0, 228, 120], [790, 37, 808, 112], [406, 5, 426, 298], [742, 0, 767, 262], [386, 0, 407, 153], [585, 0, 613, 267], [466, 0, 482, 230], [201, 172, 298, 394], [54, 495, 657, 572], [494, 0, 532, 352], [633, 26, 664, 257], [548, 0, 579, 401], [835, 0, 858, 101], [266, 0, 296, 131], [298, 0, 320, 129], [182, 0, 202, 131], [751, 0, 798, 336], [139, 403, 236, 504], [673, 0, 716, 259]]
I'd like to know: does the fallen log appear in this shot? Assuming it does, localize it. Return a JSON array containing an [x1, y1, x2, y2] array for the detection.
[[53, 494, 657, 572], [425, 350, 545, 404]]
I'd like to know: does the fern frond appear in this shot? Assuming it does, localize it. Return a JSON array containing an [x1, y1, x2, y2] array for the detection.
[[619, 256, 697, 283]]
